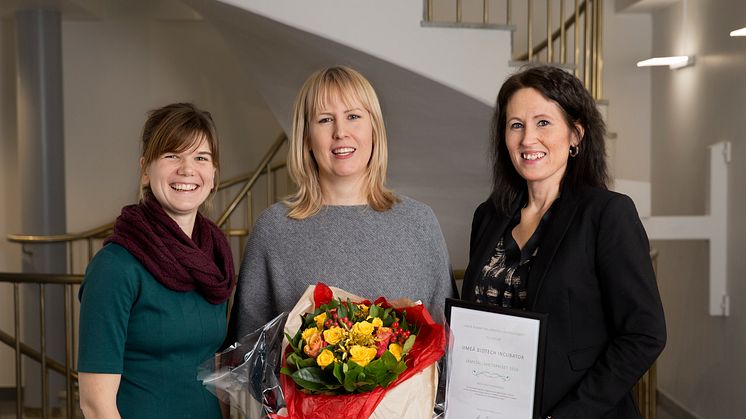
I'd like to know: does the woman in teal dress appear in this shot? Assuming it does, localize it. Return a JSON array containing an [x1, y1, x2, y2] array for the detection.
[[77, 103, 235, 419]]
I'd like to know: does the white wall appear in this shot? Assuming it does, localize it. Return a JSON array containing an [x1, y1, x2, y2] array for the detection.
[[216, 0, 512, 106], [648, 0, 746, 417], [603, 0, 653, 183], [62, 11, 282, 232]]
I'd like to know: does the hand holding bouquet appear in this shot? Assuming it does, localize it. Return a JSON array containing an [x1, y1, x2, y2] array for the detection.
[[281, 287, 417, 394]]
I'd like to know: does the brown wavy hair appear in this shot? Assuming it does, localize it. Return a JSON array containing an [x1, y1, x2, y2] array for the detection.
[[138, 103, 220, 210]]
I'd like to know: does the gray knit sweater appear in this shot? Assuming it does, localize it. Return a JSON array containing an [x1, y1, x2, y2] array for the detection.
[[231, 196, 455, 339]]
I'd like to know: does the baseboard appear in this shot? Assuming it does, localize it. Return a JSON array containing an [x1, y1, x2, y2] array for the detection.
[[0, 386, 18, 401], [658, 389, 703, 419]]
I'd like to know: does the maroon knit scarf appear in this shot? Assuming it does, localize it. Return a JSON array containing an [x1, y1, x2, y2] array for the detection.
[[105, 197, 235, 304]]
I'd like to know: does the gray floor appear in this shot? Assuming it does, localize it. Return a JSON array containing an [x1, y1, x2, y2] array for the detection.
[[0, 401, 684, 419]]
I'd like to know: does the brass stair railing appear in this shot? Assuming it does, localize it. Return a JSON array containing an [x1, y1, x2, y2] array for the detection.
[[0, 273, 83, 419], [423, 0, 604, 100], [7, 133, 289, 275], [2, 133, 289, 418]]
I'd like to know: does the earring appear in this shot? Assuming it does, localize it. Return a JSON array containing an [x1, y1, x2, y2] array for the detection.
[[569, 145, 579, 157]]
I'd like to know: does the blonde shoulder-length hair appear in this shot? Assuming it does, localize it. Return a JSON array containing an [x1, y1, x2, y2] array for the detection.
[[285, 66, 398, 219]]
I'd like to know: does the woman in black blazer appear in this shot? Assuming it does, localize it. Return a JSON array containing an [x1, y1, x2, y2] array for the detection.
[[461, 65, 666, 419]]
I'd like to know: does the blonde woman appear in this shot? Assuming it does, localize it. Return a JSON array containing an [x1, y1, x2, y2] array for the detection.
[[228, 66, 455, 341]]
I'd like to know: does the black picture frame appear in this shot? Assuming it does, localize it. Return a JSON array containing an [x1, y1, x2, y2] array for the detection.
[[444, 298, 548, 419]]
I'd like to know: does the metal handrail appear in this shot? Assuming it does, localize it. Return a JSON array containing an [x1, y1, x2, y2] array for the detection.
[[514, 0, 587, 61], [423, 0, 604, 100], [7, 222, 113, 244], [216, 133, 288, 227], [0, 273, 83, 419], [218, 161, 287, 190], [6, 133, 289, 244]]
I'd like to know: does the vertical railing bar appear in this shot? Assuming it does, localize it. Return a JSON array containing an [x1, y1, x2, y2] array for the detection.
[[245, 190, 251, 234], [427, 0, 433, 22], [271, 167, 279, 203], [40, 284, 49, 419], [574, 0, 580, 76], [70, 279, 78, 374], [528, 0, 533, 61], [66, 241, 72, 275], [483, 0, 489, 24], [14, 283, 23, 419], [64, 284, 74, 419], [248, 191, 254, 230], [591, 0, 597, 97], [266, 163, 272, 207], [584, 0, 591, 88], [456, 0, 462, 23], [225, 189, 232, 234], [546, 0, 553, 62], [507, 0, 512, 25], [560, 0, 566, 64], [595, 1, 604, 99], [87, 238, 93, 263]]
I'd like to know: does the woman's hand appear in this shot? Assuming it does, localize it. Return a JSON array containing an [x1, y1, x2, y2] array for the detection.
[[79, 372, 122, 419]]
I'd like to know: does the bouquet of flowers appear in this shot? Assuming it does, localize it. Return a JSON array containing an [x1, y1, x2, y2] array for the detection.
[[278, 283, 446, 419], [198, 283, 446, 419], [281, 285, 417, 394]]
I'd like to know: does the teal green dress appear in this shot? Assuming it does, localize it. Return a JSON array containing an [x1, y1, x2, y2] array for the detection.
[[78, 244, 225, 419]]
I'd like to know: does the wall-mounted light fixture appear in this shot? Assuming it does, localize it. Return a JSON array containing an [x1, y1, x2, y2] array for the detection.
[[636, 0, 694, 70], [731, 27, 746, 37], [636, 55, 695, 69]]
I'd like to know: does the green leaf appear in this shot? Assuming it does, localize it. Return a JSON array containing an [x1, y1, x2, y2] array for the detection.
[[400, 312, 409, 330], [402, 335, 416, 355], [363, 360, 388, 383], [368, 305, 381, 319], [286, 352, 304, 370], [297, 356, 319, 368], [343, 362, 364, 392], [380, 372, 399, 388], [379, 351, 397, 369], [333, 362, 344, 384], [285, 332, 299, 353], [392, 360, 407, 374], [293, 367, 330, 386], [338, 303, 348, 319]]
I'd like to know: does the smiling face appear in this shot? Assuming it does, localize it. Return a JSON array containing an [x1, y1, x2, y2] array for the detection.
[[505, 87, 582, 190], [141, 134, 215, 222], [307, 92, 373, 189]]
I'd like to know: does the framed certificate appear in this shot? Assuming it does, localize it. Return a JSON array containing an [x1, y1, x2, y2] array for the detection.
[[444, 298, 547, 419]]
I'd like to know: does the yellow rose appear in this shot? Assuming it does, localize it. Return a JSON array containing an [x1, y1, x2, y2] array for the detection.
[[323, 326, 346, 345], [351, 321, 374, 337], [357, 304, 370, 317], [388, 343, 403, 361], [301, 327, 320, 343], [371, 317, 383, 328], [314, 312, 327, 329], [316, 349, 336, 368], [349, 345, 377, 367]]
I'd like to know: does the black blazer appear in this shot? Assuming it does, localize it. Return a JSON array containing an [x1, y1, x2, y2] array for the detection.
[[462, 186, 666, 419]]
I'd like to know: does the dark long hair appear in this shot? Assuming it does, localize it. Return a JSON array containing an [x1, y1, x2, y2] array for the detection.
[[489, 65, 608, 216]]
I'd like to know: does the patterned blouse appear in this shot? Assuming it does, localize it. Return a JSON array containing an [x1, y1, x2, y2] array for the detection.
[[473, 199, 557, 309]]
